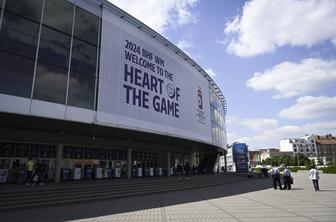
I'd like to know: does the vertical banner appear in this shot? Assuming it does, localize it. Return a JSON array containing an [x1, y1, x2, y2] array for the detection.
[[233, 143, 249, 173]]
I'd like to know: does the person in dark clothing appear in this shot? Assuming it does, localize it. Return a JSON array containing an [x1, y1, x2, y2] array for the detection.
[[283, 167, 292, 190], [176, 164, 183, 179], [184, 163, 190, 179]]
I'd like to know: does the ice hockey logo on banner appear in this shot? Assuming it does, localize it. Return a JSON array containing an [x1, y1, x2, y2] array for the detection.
[[196, 87, 206, 124]]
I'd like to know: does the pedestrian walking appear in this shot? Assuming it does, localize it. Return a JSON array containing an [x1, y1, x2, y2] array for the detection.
[[184, 163, 190, 179], [271, 165, 282, 190], [308, 165, 320, 191], [283, 166, 291, 190], [25, 158, 34, 185], [177, 164, 183, 179]]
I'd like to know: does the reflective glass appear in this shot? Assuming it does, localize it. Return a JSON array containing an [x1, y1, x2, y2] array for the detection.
[[43, 0, 73, 34], [74, 7, 99, 45], [0, 12, 39, 59], [4, 0, 42, 22], [33, 62, 68, 104], [67, 72, 95, 109], [0, 51, 35, 98], [0, 0, 3, 9], [71, 38, 97, 76], [38, 26, 71, 68]]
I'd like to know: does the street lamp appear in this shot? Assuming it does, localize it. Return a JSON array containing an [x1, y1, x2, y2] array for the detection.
[[296, 152, 299, 167]]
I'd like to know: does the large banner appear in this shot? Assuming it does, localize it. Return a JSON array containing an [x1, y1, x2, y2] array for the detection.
[[97, 9, 212, 143], [233, 143, 249, 173]]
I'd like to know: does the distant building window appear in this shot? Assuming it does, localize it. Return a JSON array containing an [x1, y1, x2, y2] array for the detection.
[[293, 144, 297, 147], [306, 149, 309, 152], [294, 149, 297, 152], [312, 144, 315, 147]]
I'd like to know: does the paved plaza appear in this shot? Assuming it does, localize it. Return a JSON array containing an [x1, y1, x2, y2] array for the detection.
[[0, 172, 335, 222]]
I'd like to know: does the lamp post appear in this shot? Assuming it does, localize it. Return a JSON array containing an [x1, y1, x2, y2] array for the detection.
[[297, 152, 300, 167]]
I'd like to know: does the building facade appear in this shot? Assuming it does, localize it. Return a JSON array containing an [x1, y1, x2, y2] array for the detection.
[[315, 134, 336, 165], [280, 135, 317, 158], [0, 0, 227, 183]]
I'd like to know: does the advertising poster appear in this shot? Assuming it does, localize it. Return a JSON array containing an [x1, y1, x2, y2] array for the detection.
[[97, 9, 212, 144], [233, 143, 249, 173]]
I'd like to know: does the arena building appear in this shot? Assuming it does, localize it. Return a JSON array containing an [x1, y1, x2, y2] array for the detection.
[[0, 0, 227, 183]]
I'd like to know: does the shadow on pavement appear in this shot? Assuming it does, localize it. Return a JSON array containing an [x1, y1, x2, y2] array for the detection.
[[0, 176, 273, 222]]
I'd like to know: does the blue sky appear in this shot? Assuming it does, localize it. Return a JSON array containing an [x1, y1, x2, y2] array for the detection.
[[109, 0, 336, 149]]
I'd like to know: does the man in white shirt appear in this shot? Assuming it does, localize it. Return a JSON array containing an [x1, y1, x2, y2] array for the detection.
[[308, 166, 320, 191], [271, 165, 282, 190]]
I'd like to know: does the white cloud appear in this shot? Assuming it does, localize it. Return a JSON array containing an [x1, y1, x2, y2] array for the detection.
[[226, 115, 238, 124], [246, 58, 336, 99], [204, 68, 216, 77], [279, 96, 336, 119], [241, 118, 278, 131], [177, 39, 193, 52], [108, 0, 198, 34], [223, 0, 336, 57], [237, 120, 336, 148]]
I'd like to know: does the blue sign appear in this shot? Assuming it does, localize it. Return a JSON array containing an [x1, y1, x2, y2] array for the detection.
[[232, 143, 248, 173]]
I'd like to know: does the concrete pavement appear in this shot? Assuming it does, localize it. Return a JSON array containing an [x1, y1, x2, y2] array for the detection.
[[0, 172, 335, 222]]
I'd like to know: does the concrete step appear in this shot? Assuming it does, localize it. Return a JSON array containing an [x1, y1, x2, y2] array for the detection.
[[0, 174, 247, 211]]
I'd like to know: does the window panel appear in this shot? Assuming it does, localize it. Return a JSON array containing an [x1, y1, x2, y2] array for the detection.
[[0, 12, 39, 59], [71, 38, 97, 76], [4, 0, 42, 22], [67, 72, 95, 109], [43, 0, 73, 34], [0, 51, 35, 97], [33, 62, 68, 104], [38, 26, 71, 68], [74, 7, 99, 45], [0, 0, 4, 9]]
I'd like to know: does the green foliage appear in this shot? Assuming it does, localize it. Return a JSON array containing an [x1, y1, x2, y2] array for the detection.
[[321, 166, 336, 174], [261, 154, 314, 167], [289, 166, 298, 172]]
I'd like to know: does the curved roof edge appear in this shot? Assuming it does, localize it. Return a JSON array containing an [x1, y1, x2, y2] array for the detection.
[[98, 0, 227, 116]]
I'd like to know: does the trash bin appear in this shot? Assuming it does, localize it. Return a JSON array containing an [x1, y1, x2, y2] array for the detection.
[[61, 168, 70, 181], [131, 168, 136, 177], [136, 168, 142, 177], [84, 168, 93, 179], [73, 168, 81, 180], [114, 168, 121, 178], [106, 168, 112, 178], [95, 168, 103, 179], [158, 167, 163, 176], [0, 169, 8, 184], [170, 167, 174, 176]]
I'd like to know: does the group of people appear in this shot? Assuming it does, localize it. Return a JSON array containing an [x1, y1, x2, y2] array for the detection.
[[270, 166, 292, 190], [176, 163, 191, 179], [270, 165, 320, 191], [25, 158, 46, 186]]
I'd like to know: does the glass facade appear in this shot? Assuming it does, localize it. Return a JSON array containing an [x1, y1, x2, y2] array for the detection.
[[0, 0, 100, 109], [210, 89, 226, 148], [0, 0, 41, 98]]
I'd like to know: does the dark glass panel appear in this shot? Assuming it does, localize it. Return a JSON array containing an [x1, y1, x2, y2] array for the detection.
[[71, 38, 97, 76], [33, 62, 68, 104], [4, 0, 42, 22], [38, 26, 71, 68], [0, 12, 39, 59], [74, 7, 99, 45], [0, 51, 35, 97], [0, 0, 4, 9], [67, 72, 95, 109], [43, 0, 73, 34]]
